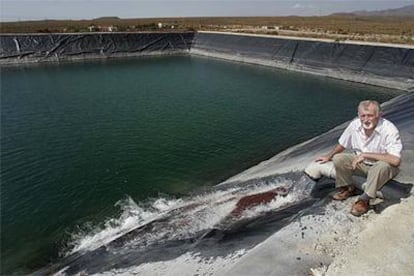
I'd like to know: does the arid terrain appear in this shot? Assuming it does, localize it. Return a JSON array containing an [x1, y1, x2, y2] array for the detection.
[[1, 15, 414, 45]]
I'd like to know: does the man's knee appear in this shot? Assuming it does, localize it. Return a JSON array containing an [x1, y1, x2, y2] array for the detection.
[[332, 153, 350, 167], [304, 161, 336, 180], [373, 161, 392, 169]]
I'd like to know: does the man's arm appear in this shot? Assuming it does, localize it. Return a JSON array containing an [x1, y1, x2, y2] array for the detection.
[[356, 152, 401, 167], [315, 144, 346, 163]]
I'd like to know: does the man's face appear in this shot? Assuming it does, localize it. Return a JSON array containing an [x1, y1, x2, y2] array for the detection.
[[358, 104, 380, 131]]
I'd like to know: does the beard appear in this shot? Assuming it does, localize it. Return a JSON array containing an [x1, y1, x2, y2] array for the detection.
[[362, 120, 374, 130]]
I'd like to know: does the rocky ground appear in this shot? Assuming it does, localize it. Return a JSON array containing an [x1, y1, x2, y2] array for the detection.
[[318, 196, 414, 276]]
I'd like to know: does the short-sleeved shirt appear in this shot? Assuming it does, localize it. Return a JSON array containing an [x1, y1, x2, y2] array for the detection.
[[338, 117, 402, 163]]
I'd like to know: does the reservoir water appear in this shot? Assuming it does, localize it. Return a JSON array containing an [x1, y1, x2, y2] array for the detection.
[[0, 55, 400, 274]]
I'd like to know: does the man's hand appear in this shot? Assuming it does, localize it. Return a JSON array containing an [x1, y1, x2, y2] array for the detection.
[[315, 144, 345, 164], [315, 155, 331, 164], [352, 154, 364, 170]]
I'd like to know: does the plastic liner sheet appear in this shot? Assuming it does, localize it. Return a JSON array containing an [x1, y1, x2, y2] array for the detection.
[[0, 32, 194, 64], [191, 32, 414, 90]]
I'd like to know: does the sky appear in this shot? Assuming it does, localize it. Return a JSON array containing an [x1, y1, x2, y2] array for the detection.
[[1, 0, 413, 22]]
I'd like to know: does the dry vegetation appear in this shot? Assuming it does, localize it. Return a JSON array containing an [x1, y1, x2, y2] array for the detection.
[[1, 16, 413, 45]]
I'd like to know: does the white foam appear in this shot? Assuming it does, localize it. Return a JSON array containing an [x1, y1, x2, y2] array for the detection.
[[65, 196, 183, 254], [64, 177, 306, 257], [243, 192, 299, 218]]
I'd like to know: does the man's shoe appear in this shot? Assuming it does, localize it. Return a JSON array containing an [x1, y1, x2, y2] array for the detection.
[[332, 186, 356, 201], [351, 199, 369, 216]]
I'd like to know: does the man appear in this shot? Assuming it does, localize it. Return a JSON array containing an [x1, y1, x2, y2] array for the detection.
[[308, 100, 402, 216]]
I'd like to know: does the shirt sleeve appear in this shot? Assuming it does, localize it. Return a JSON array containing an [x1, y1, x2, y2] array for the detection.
[[385, 126, 403, 158], [338, 120, 356, 149]]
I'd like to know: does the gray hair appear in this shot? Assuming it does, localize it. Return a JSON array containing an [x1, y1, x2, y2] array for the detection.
[[358, 100, 381, 115]]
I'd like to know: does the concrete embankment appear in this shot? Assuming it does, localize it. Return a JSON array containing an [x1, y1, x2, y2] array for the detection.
[[1, 31, 413, 90]]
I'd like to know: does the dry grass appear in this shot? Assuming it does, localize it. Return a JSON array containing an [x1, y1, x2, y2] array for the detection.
[[1, 16, 413, 45]]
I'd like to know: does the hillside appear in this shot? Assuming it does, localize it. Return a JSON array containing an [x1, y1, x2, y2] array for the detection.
[[333, 4, 414, 17], [1, 15, 413, 45]]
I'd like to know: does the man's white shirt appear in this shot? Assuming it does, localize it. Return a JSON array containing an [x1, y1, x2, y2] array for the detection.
[[338, 117, 402, 164]]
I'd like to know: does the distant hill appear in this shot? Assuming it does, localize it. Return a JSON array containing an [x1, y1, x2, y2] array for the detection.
[[93, 16, 121, 20], [332, 4, 414, 17]]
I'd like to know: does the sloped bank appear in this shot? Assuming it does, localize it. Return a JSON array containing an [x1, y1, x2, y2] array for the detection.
[[190, 32, 414, 91], [0, 32, 194, 64], [1, 31, 413, 90]]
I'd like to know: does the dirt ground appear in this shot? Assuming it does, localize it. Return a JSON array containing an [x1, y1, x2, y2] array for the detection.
[[311, 196, 414, 276]]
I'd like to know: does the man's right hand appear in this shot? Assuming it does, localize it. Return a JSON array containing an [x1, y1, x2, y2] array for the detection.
[[314, 144, 345, 164], [315, 155, 331, 164]]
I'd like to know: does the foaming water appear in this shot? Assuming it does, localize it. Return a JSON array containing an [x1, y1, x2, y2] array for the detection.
[[60, 173, 312, 267], [65, 197, 181, 254], [36, 172, 320, 275]]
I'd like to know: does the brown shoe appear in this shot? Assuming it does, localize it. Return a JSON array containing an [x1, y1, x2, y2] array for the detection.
[[351, 199, 369, 216], [332, 186, 356, 201]]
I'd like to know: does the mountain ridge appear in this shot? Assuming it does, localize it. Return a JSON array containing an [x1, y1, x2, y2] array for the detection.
[[331, 4, 414, 17]]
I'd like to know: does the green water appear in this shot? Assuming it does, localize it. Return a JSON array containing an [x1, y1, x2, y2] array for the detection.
[[0, 56, 399, 274]]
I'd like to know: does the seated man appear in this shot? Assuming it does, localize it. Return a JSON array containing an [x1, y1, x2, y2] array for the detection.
[[305, 100, 402, 216]]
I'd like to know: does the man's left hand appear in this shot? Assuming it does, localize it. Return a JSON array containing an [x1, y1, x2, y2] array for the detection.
[[352, 154, 364, 170]]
